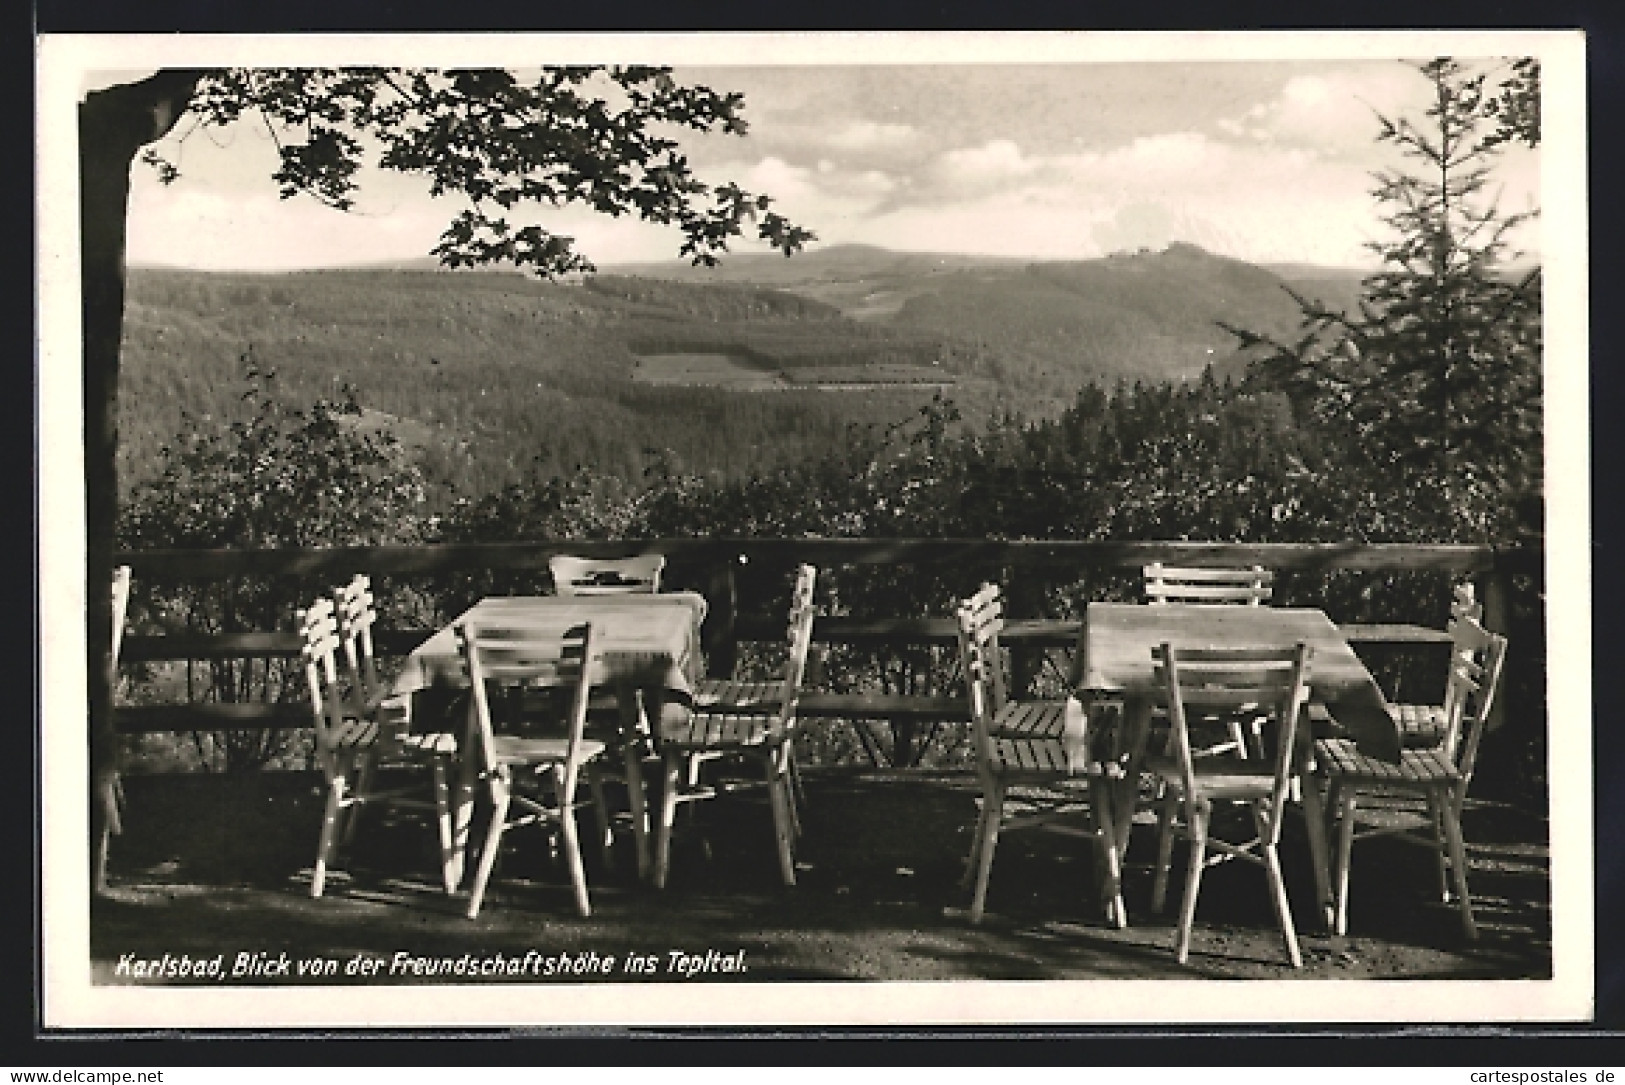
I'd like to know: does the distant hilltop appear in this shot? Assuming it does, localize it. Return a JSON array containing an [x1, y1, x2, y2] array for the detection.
[[131, 240, 1387, 286]]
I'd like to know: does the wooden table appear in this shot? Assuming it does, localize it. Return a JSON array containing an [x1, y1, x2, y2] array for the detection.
[[392, 593, 708, 884], [1074, 603, 1400, 927]]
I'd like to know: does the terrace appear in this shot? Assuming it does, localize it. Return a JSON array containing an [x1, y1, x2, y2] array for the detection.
[[94, 538, 1552, 987]]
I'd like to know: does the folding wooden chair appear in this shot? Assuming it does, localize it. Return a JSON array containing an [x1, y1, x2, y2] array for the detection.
[[1318, 615, 1508, 939], [458, 621, 610, 918], [959, 583, 1127, 928], [549, 554, 665, 596], [653, 564, 817, 889], [302, 588, 459, 898], [1148, 642, 1314, 967]]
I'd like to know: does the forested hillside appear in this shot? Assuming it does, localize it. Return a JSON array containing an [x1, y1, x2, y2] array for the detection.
[[118, 267, 963, 501], [120, 243, 1343, 503]]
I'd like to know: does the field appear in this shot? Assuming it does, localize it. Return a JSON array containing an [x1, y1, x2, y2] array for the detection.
[[630, 352, 789, 388], [631, 351, 959, 391]]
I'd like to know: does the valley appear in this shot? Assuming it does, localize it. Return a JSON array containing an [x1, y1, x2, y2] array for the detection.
[[119, 242, 1372, 504]]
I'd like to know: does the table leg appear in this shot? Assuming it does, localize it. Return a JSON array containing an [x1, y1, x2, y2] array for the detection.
[[1298, 758, 1335, 931], [619, 687, 653, 882], [1087, 769, 1127, 928], [446, 696, 481, 891], [1111, 694, 1154, 863]]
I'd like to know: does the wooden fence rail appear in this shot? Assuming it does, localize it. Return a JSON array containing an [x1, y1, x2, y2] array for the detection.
[[113, 538, 1537, 764]]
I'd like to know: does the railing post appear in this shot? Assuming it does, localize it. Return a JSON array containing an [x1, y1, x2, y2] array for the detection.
[[1470, 554, 1524, 802], [1006, 574, 1043, 698], [701, 556, 739, 681], [1477, 565, 1511, 735]]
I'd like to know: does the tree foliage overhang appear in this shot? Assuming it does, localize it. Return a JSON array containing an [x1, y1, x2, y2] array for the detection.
[[139, 66, 817, 276]]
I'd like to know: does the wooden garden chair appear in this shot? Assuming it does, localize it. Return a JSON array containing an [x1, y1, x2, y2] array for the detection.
[[302, 587, 460, 898], [1386, 582, 1486, 750], [1143, 563, 1277, 760], [329, 574, 462, 888], [1148, 641, 1314, 967], [652, 564, 817, 889], [545, 554, 667, 857], [1143, 563, 1274, 606], [1317, 614, 1508, 939], [959, 583, 1127, 928], [457, 620, 610, 918], [549, 554, 665, 596]]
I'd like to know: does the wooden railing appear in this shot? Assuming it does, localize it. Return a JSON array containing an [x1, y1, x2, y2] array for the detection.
[[113, 538, 1539, 764]]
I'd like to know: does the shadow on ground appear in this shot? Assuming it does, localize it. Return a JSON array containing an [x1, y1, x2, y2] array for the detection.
[[91, 768, 1551, 985]]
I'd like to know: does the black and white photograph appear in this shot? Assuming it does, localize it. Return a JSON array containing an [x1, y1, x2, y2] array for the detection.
[[35, 30, 1592, 1029]]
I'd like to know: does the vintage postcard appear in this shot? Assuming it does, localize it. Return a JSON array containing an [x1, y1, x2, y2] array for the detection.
[[36, 29, 1592, 1029]]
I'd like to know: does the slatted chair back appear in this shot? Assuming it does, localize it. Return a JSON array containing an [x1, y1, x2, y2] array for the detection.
[[1451, 582, 1484, 623], [1439, 616, 1509, 790], [298, 597, 356, 778], [1154, 642, 1312, 831], [1143, 563, 1274, 606], [549, 554, 665, 596], [956, 585, 1007, 765], [333, 573, 384, 700], [776, 564, 819, 731], [111, 565, 132, 664], [457, 621, 597, 797], [956, 583, 1007, 718]]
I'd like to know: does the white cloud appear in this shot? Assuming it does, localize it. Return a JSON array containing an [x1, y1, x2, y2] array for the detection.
[[808, 130, 1397, 265], [820, 120, 919, 151], [119, 62, 1540, 274], [1218, 68, 1426, 154], [935, 139, 1037, 186]]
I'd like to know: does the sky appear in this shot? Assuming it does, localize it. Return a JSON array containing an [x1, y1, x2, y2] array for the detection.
[[115, 51, 1543, 272]]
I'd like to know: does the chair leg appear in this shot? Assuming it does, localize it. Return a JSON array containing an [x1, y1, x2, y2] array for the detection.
[[1151, 781, 1178, 914], [765, 756, 796, 887], [342, 751, 376, 846], [961, 785, 992, 890], [557, 768, 592, 918], [312, 767, 349, 899], [968, 779, 1006, 924], [585, 764, 614, 868], [653, 752, 683, 889], [1425, 789, 1452, 903], [780, 746, 802, 841], [788, 743, 809, 824], [1438, 787, 1477, 940], [1299, 772, 1335, 931], [431, 757, 458, 895], [1262, 838, 1303, 968], [447, 761, 478, 893], [623, 740, 652, 882], [1332, 787, 1358, 936], [466, 776, 511, 920], [1227, 719, 1250, 760], [1174, 800, 1209, 965]]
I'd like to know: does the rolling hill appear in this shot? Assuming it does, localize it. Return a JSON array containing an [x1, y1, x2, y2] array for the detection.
[[119, 242, 1374, 501]]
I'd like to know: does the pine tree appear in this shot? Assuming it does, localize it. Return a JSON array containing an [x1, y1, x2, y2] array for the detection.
[[1235, 58, 1542, 540]]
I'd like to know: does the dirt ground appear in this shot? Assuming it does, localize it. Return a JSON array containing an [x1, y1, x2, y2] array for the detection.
[[90, 767, 1551, 986]]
